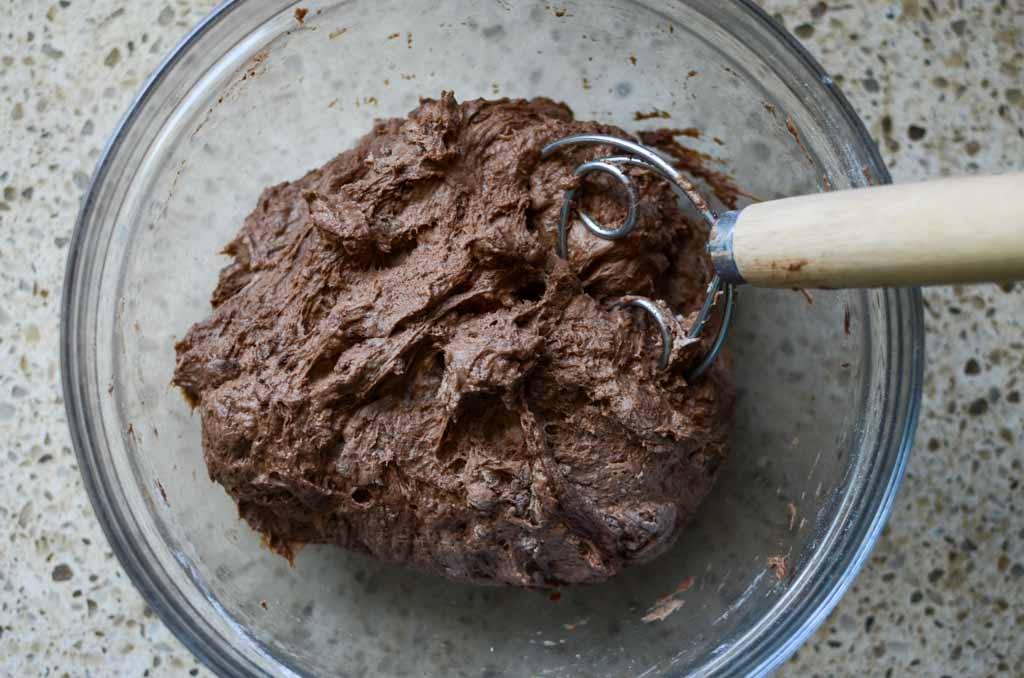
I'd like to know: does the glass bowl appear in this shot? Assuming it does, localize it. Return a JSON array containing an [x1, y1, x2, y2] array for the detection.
[[62, 1, 923, 675]]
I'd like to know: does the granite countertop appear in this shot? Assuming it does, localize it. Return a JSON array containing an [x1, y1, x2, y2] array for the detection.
[[1, 0, 1021, 675]]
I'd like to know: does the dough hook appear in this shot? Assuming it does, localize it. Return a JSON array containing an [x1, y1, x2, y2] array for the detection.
[[542, 134, 1024, 379], [541, 134, 734, 380]]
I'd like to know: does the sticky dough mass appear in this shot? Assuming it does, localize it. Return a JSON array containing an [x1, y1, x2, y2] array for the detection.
[[173, 92, 735, 587]]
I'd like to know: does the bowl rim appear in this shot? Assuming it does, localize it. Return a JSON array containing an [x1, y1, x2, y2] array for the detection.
[[61, 1, 923, 676], [708, 3, 923, 675]]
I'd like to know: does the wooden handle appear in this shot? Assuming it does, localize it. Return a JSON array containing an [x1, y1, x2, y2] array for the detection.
[[724, 173, 1024, 288]]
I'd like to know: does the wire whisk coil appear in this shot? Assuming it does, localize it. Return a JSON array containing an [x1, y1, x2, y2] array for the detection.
[[540, 134, 734, 380]]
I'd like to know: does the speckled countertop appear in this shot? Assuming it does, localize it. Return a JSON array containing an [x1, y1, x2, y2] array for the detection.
[[1, 1, 1021, 676]]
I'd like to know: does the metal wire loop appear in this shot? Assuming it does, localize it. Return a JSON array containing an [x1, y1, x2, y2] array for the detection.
[[557, 160, 639, 258], [541, 134, 735, 380], [623, 298, 675, 370]]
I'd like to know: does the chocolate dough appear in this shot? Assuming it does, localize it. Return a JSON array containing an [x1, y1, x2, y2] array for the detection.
[[173, 93, 735, 587]]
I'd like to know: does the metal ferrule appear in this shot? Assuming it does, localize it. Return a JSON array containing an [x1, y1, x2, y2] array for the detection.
[[708, 210, 746, 285]]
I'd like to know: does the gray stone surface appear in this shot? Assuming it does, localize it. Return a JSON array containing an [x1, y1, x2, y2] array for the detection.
[[0, 0, 1020, 676]]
